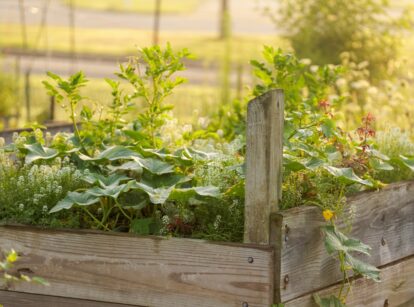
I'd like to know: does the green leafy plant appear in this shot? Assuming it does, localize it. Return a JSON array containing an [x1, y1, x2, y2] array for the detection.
[[271, 0, 412, 80], [1, 249, 49, 290]]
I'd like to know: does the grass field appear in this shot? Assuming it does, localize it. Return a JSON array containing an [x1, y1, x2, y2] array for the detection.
[[63, 0, 202, 14], [0, 23, 288, 65]]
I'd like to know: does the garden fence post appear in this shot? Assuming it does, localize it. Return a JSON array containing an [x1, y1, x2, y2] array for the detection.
[[244, 89, 284, 244]]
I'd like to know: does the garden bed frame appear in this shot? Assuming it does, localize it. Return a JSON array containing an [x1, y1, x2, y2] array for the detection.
[[1, 90, 413, 306]]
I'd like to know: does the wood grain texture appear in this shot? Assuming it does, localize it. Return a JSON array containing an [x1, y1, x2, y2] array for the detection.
[[0, 225, 274, 307], [244, 89, 284, 244], [0, 290, 140, 307], [273, 181, 414, 302], [284, 256, 414, 307]]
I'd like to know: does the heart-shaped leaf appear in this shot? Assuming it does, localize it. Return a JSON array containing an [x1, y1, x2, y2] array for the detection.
[[50, 191, 100, 213], [82, 172, 130, 188], [78, 146, 140, 162], [24, 143, 59, 164], [129, 182, 173, 204], [324, 166, 373, 187]]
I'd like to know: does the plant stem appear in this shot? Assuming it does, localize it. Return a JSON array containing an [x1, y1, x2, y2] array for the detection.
[[115, 200, 132, 221], [82, 207, 110, 231]]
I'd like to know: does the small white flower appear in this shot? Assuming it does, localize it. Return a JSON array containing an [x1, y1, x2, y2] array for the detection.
[[18, 203, 25, 211], [310, 65, 319, 73], [300, 58, 312, 65]]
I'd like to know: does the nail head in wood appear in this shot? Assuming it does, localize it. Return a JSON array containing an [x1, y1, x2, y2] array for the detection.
[[247, 257, 254, 264], [242, 302, 249, 307], [283, 274, 289, 290]]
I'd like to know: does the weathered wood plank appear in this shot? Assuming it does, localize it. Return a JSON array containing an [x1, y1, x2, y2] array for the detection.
[[0, 225, 274, 307], [284, 256, 414, 307], [0, 290, 140, 307], [244, 89, 284, 244], [273, 181, 414, 302]]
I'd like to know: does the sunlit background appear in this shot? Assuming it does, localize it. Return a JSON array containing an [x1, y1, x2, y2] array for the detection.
[[0, 0, 413, 130]]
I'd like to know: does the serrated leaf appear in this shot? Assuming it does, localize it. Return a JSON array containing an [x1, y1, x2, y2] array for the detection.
[[322, 225, 371, 255], [345, 254, 381, 282], [50, 191, 100, 213], [24, 143, 59, 164], [324, 166, 373, 187]]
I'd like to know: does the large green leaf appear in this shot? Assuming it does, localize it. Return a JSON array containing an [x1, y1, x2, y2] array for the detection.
[[313, 294, 345, 307], [87, 184, 128, 199], [49, 191, 100, 213], [399, 155, 414, 171], [78, 146, 140, 162], [24, 143, 59, 164], [324, 166, 373, 187], [322, 225, 371, 255], [136, 157, 175, 175], [82, 172, 130, 188], [130, 182, 173, 204], [370, 158, 394, 171], [141, 174, 191, 188], [169, 186, 220, 202], [110, 161, 144, 175], [284, 154, 325, 171], [345, 254, 381, 282]]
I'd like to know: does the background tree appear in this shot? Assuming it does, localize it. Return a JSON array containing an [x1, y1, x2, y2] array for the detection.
[[272, 0, 412, 81]]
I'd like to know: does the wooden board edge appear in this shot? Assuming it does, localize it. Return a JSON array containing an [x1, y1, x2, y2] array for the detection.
[[283, 255, 414, 307], [0, 290, 141, 307]]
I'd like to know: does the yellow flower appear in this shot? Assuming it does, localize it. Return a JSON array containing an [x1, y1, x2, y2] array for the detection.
[[6, 249, 18, 263], [323, 209, 334, 221]]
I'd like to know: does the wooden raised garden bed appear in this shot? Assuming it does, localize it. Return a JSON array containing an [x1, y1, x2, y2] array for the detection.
[[1, 90, 413, 306]]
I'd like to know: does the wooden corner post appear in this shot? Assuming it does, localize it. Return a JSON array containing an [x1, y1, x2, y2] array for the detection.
[[244, 89, 284, 244]]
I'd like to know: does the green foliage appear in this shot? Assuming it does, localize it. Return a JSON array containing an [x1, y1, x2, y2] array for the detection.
[[0, 149, 85, 227], [1, 249, 49, 289], [115, 43, 191, 148], [0, 73, 16, 118], [274, 0, 412, 80], [374, 128, 414, 182]]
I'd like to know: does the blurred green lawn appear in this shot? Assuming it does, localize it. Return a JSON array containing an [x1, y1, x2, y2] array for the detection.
[[63, 0, 201, 14], [0, 24, 288, 65]]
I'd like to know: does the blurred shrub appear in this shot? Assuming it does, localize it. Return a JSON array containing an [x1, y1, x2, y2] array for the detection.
[[272, 0, 412, 81], [0, 74, 16, 117]]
